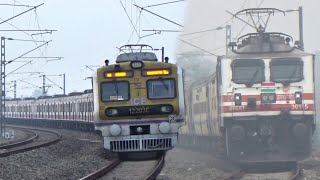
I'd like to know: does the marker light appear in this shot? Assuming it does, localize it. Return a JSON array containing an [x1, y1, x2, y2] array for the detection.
[[142, 69, 170, 76], [106, 108, 118, 117], [234, 93, 242, 106], [130, 61, 144, 69], [295, 92, 303, 104], [104, 71, 133, 78]]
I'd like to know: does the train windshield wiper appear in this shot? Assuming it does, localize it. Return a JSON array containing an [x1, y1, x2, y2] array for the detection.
[[112, 81, 119, 98], [247, 69, 259, 87], [284, 64, 299, 85], [159, 78, 169, 91]]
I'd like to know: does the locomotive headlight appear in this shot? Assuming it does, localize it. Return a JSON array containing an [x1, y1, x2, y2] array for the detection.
[[261, 93, 276, 103], [106, 108, 118, 117], [130, 61, 144, 69], [262, 95, 268, 102], [295, 92, 303, 104], [159, 122, 171, 134], [110, 124, 121, 136], [234, 93, 242, 106], [161, 105, 173, 113]]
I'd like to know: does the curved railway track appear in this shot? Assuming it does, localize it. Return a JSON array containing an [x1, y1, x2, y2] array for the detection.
[[80, 154, 165, 180], [222, 162, 303, 180], [0, 126, 61, 157]]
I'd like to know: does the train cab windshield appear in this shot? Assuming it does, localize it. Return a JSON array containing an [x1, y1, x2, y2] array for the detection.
[[270, 58, 303, 84], [147, 79, 176, 99], [231, 59, 265, 85], [101, 81, 129, 101]]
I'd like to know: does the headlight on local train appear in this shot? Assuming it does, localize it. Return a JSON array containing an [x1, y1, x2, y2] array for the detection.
[[159, 122, 171, 134], [130, 61, 144, 69], [110, 124, 121, 136], [295, 92, 303, 104], [105, 108, 118, 117], [161, 105, 173, 113]]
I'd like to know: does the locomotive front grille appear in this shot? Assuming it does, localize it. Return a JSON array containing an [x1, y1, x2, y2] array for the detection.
[[110, 138, 172, 151]]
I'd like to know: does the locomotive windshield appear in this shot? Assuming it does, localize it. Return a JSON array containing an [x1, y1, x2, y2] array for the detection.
[[270, 58, 303, 84], [101, 81, 129, 101], [231, 59, 265, 86], [147, 79, 176, 99]]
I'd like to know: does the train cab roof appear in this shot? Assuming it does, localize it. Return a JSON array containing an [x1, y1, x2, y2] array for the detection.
[[37, 96, 52, 99], [53, 94, 67, 98], [225, 32, 311, 58], [115, 44, 158, 63], [23, 97, 36, 100]]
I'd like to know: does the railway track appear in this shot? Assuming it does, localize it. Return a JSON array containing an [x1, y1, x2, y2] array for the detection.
[[80, 154, 165, 180], [222, 162, 303, 180], [0, 126, 61, 157]]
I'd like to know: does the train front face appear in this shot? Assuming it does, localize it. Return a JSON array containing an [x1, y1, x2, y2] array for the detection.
[[94, 61, 185, 153], [220, 49, 315, 162]]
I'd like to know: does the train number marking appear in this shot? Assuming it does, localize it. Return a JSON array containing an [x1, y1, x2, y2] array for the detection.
[[291, 104, 308, 110], [229, 106, 245, 111], [131, 98, 147, 105], [129, 107, 150, 115]]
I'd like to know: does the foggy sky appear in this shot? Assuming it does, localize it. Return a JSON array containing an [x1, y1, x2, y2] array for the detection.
[[178, 0, 319, 60]]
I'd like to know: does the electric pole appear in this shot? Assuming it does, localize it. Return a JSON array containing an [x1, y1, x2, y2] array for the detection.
[[42, 75, 46, 96], [0, 37, 5, 136], [63, 73, 66, 95], [226, 25, 232, 54], [298, 6, 304, 50], [13, 81, 16, 98]]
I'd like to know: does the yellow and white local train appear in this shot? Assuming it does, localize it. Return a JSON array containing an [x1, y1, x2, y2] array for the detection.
[[94, 45, 185, 158]]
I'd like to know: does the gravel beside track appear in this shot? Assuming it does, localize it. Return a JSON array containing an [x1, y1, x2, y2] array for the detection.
[[0, 129, 106, 180], [157, 148, 231, 180], [99, 159, 160, 180]]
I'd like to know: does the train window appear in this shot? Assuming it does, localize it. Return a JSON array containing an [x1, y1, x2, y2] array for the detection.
[[231, 59, 265, 86], [270, 58, 303, 84], [101, 81, 129, 102], [147, 79, 176, 99]]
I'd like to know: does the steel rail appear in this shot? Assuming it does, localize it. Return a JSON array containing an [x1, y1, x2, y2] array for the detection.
[[288, 163, 302, 180], [144, 154, 165, 180], [0, 128, 38, 149], [222, 169, 245, 180], [0, 127, 61, 157], [79, 159, 122, 180]]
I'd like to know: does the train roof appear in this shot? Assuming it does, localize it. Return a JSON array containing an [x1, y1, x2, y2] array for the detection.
[[224, 32, 312, 59], [68, 92, 84, 96]]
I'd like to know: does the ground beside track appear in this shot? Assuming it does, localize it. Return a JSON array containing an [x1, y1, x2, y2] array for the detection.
[[0, 128, 106, 180], [157, 148, 234, 180]]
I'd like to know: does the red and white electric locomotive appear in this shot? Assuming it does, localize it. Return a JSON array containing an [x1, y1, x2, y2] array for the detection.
[[184, 8, 316, 162]]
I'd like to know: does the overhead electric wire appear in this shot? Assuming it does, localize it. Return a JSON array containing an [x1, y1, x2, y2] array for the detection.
[[0, 3, 43, 26], [0, 3, 34, 7], [19, 79, 40, 88], [45, 76, 63, 90], [120, 0, 140, 38], [134, 4, 183, 27], [179, 39, 219, 57], [6, 40, 51, 64], [145, 0, 185, 8]]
